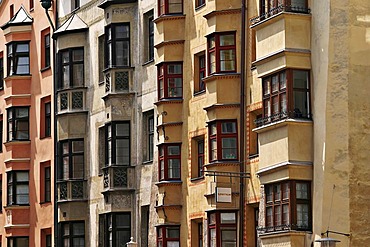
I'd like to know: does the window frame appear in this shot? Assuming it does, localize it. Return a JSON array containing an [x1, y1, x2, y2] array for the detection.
[[44, 166, 51, 202], [105, 122, 131, 166], [264, 180, 311, 232], [197, 139, 205, 177], [45, 101, 51, 137], [208, 120, 238, 162], [58, 139, 84, 180], [7, 171, 29, 206], [7, 237, 29, 247], [0, 115, 3, 152], [58, 47, 84, 90], [72, 0, 80, 10], [60, 221, 85, 247], [195, 0, 206, 9], [148, 13, 154, 62], [208, 211, 237, 247], [7, 107, 30, 142], [207, 32, 236, 75], [158, 0, 183, 16], [105, 23, 131, 68], [157, 226, 180, 247], [158, 144, 181, 181], [0, 52, 4, 90], [147, 114, 154, 162], [7, 41, 30, 76], [42, 31, 51, 69], [157, 62, 183, 100]]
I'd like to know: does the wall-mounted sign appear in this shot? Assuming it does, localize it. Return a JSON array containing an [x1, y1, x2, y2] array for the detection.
[[216, 187, 232, 203]]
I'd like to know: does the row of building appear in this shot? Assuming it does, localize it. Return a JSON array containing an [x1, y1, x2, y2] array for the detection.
[[0, 0, 368, 246]]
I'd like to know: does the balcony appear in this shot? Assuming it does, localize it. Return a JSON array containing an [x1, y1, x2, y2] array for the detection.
[[57, 180, 86, 202], [102, 166, 135, 192], [57, 88, 87, 114], [103, 69, 134, 96], [254, 110, 310, 128], [257, 229, 312, 247]]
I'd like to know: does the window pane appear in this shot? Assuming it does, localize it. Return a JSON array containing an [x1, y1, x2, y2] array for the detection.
[[116, 123, 130, 136], [166, 227, 180, 238], [283, 204, 289, 224], [280, 93, 287, 113], [16, 184, 29, 204], [168, 159, 180, 178], [73, 64, 84, 87], [293, 70, 309, 89], [72, 238, 84, 247], [266, 207, 273, 227], [293, 91, 308, 117], [219, 34, 235, 46], [72, 141, 84, 152], [210, 123, 217, 135], [72, 156, 84, 178], [296, 204, 309, 228], [16, 44, 29, 53], [211, 139, 217, 160], [116, 41, 129, 66], [272, 75, 278, 92], [274, 205, 281, 226], [210, 229, 216, 247], [116, 25, 129, 39], [116, 139, 129, 165], [221, 230, 236, 247], [168, 0, 182, 13], [63, 65, 70, 87], [220, 50, 235, 71], [116, 214, 130, 227], [73, 222, 85, 235], [279, 71, 286, 89], [209, 52, 216, 74], [263, 78, 270, 96], [220, 212, 236, 223], [73, 50, 84, 61], [116, 230, 131, 246], [222, 138, 237, 159], [274, 184, 281, 201], [221, 122, 236, 133], [167, 242, 180, 247], [296, 182, 309, 199], [167, 78, 182, 97], [16, 172, 29, 182], [168, 146, 180, 155], [167, 64, 182, 74], [16, 56, 29, 74]]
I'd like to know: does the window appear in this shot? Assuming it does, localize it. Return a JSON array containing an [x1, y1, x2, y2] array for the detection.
[[99, 213, 131, 246], [105, 23, 130, 68], [10, 5, 14, 19], [46, 234, 52, 247], [7, 171, 29, 206], [209, 120, 238, 162], [58, 139, 84, 180], [264, 181, 311, 232], [72, 0, 80, 10], [158, 63, 183, 100], [191, 220, 203, 247], [141, 206, 149, 247], [105, 122, 130, 166], [191, 137, 205, 179], [60, 221, 85, 247], [158, 144, 181, 181], [208, 212, 237, 247], [0, 52, 4, 89], [249, 111, 261, 157], [259, 69, 310, 126], [7, 107, 29, 141], [44, 166, 51, 202], [194, 53, 205, 94], [30, 0, 34, 10], [158, 0, 183, 16], [7, 237, 29, 247], [144, 11, 154, 62], [41, 29, 51, 69], [0, 115, 3, 152], [208, 33, 236, 74], [98, 35, 105, 83], [59, 48, 84, 89], [0, 176, 2, 211], [7, 42, 30, 76], [157, 226, 180, 247], [41, 228, 52, 247], [41, 96, 51, 138], [143, 111, 154, 162], [195, 0, 205, 8]]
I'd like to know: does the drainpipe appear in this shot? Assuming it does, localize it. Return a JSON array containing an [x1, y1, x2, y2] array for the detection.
[[239, 0, 246, 245]]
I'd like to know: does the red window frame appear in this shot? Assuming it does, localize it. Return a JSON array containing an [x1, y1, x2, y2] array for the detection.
[[158, 0, 183, 16], [197, 139, 204, 177], [265, 181, 311, 232], [199, 54, 206, 92], [208, 211, 237, 247], [207, 32, 236, 75], [209, 120, 238, 162], [157, 226, 180, 247], [157, 62, 183, 100], [158, 144, 181, 181]]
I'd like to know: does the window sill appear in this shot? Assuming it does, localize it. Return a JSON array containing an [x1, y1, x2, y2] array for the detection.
[[56, 110, 88, 116], [4, 74, 32, 81], [57, 199, 88, 203], [142, 59, 154, 66], [154, 98, 183, 106], [4, 140, 31, 147], [249, 153, 259, 159], [154, 14, 186, 23], [103, 66, 135, 73], [253, 117, 313, 134], [190, 176, 204, 182], [102, 188, 135, 193], [204, 160, 240, 168], [40, 201, 52, 205], [142, 160, 153, 165], [195, 3, 206, 11], [193, 90, 205, 97], [40, 135, 52, 140], [155, 180, 182, 187], [4, 205, 30, 209], [258, 229, 312, 238], [56, 86, 87, 93], [40, 66, 51, 73]]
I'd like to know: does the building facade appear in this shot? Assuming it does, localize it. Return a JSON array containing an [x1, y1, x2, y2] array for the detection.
[[0, 0, 54, 246]]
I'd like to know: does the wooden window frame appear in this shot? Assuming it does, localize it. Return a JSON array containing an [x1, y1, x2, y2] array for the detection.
[[197, 139, 205, 177], [105, 23, 131, 68], [158, 144, 181, 181], [59, 47, 84, 89], [41, 29, 51, 70], [7, 107, 30, 142], [157, 226, 180, 247], [58, 139, 84, 180], [207, 32, 236, 75], [105, 122, 131, 166], [265, 181, 311, 232], [148, 14, 154, 61], [195, 0, 206, 9], [209, 120, 238, 162], [158, 0, 183, 16], [0, 52, 4, 90], [7, 171, 29, 206], [208, 211, 237, 247], [60, 221, 85, 247], [157, 62, 183, 100], [7, 41, 30, 76], [44, 166, 51, 202]]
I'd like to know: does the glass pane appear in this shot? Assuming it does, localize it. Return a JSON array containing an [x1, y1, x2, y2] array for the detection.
[[263, 78, 270, 96], [73, 64, 84, 87], [265, 185, 272, 202], [116, 214, 130, 227], [220, 212, 236, 223], [283, 204, 289, 224], [296, 182, 309, 199], [63, 65, 70, 87], [159, 79, 164, 98], [293, 91, 308, 117], [16, 172, 29, 182], [210, 229, 216, 247], [280, 71, 286, 90], [73, 222, 85, 235], [296, 204, 309, 228], [167, 145, 180, 155], [63, 157, 69, 179], [167, 64, 182, 74], [209, 213, 216, 224], [16, 44, 29, 52], [116, 139, 129, 165], [221, 230, 236, 247], [167, 242, 180, 247], [168, 0, 182, 13], [64, 224, 70, 236], [72, 141, 84, 153], [72, 156, 84, 178], [167, 78, 182, 97], [116, 25, 129, 39], [266, 207, 273, 227], [72, 238, 84, 247], [211, 139, 217, 160], [220, 50, 235, 71], [272, 75, 278, 92], [73, 49, 83, 61], [116, 230, 130, 247], [293, 70, 309, 89], [210, 123, 217, 135], [221, 122, 236, 133], [166, 227, 180, 238], [209, 52, 216, 73], [220, 34, 235, 46], [291, 0, 306, 9], [222, 138, 237, 159], [16, 56, 29, 74], [274, 184, 281, 201], [274, 205, 281, 225], [280, 93, 287, 113], [116, 41, 129, 66], [116, 123, 130, 136], [209, 36, 215, 49], [168, 159, 180, 178]]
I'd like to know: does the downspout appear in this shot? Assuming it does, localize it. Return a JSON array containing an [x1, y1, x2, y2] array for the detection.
[[239, 0, 246, 246]]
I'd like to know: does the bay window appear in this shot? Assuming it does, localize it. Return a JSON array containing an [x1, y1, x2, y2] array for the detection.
[[264, 181, 311, 232], [158, 63, 183, 100], [209, 120, 238, 162], [208, 33, 236, 74], [105, 23, 130, 68], [208, 211, 237, 247], [106, 122, 130, 166], [59, 139, 84, 180], [7, 171, 29, 206], [158, 0, 183, 16], [7, 42, 30, 76], [159, 144, 181, 181], [157, 226, 180, 247], [59, 48, 84, 89], [7, 107, 29, 141], [259, 69, 310, 126], [258, 0, 309, 20]]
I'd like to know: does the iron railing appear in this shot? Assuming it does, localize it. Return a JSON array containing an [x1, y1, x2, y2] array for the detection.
[[257, 223, 311, 234], [254, 110, 311, 128], [250, 4, 310, 25]]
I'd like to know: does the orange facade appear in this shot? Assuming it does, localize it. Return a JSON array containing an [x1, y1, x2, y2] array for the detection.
[[0, 0, 54, 246]]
